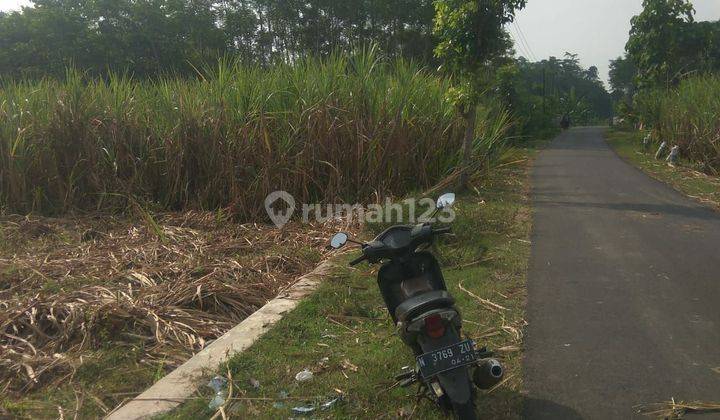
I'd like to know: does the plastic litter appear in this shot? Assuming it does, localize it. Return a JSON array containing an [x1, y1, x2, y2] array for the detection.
[[290, 395, 343, 416], [321, 329, 338, 339], [207, 376, 228, 410], [655, 141, 668, 160], [291, 405, 316, 415], [666, 145, 680, 164], [249, 378, 260, 389], [317, 357, 330, 371], [295, 369, 314, 382], [320, 395, 342, 410]]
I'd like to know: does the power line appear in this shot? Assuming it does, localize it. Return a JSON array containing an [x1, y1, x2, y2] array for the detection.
[[513, 19, 538, 62], [509, 25, 532, 60], [514, 17, 536, 61], [511, 23, 532, 60], [513, 22, 536, 62]]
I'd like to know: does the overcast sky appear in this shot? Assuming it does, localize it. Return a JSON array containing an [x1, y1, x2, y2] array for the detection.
[[0, 0, 30, 11], [2, 0, 720, 85]]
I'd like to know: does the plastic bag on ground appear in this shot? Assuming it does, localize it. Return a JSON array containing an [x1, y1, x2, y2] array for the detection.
[[295, 369, 313, 382], [207, 376, 228, 410]]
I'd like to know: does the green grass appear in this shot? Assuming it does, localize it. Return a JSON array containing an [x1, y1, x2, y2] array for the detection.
[[606, 128, 720, 209], [161, 149, 536, 420], [1, 343, 159, 419]]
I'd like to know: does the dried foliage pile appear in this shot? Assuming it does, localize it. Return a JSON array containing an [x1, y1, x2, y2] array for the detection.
[[0, 211, 351, 396], [637, 399, 720, 419]]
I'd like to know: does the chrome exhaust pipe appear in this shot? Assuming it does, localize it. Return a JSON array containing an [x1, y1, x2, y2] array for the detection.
[[472, 358, 504, 389]]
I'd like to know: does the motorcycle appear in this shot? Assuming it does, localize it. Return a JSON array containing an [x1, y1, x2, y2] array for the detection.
[[560, 114, 571, 130], [329, 193, 504, 420]]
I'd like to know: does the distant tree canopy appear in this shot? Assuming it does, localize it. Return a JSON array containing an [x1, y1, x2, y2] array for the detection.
[[502, 53, 613, 129], [225, 0, 437, 64], [608, 55, 637, 100], [0, 0, 437, 78]]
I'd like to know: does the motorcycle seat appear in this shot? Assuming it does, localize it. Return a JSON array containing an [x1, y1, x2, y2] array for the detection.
[[395, 290, 455, 322]]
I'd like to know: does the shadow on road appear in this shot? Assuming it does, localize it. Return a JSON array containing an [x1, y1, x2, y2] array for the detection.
[[534, 200, 717, 221], [522, 397, 584, 420]]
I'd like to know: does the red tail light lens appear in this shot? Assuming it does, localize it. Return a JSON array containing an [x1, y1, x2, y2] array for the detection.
[[424, 314, 446, 338]]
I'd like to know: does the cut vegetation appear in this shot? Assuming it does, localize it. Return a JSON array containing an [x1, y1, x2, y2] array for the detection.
[[162, 146, 538, 419], [0, 50, 516, 418], [0, 212, 355, 418]]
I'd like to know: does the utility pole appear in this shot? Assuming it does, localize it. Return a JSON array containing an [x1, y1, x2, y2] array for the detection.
[[542, 65, 547, 115]]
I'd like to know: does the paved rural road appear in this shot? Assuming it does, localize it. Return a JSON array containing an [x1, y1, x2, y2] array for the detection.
[[524, 127, 720, 419]]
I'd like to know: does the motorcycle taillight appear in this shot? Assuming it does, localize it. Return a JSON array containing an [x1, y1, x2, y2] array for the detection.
[[424, 314, 446, 338]]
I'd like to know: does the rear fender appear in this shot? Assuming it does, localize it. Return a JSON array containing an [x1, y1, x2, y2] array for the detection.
[[417, 326, 474, 405], [405, 309, 460, 333], [399, 308, 461, 351]]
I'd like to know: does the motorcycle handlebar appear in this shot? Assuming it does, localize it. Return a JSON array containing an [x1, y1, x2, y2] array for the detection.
[[348, 224, 451, 267], [349, 255, 367, 266]]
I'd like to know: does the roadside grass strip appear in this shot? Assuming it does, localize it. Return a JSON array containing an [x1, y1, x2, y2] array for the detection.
[[606, 129, 720, 210], [164, 152, 535, 419]]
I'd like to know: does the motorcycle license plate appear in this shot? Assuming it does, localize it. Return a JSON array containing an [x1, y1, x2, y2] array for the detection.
[[416, 340, 477, 379]]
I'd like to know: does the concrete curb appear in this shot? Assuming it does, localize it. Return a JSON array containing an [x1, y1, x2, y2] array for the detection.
[[106, 259, 338, 420]]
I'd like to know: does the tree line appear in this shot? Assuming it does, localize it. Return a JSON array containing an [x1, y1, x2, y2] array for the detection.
[[0, 0, 436, 78], [0, 0, 612, 127], [504, 53, 613, 129]]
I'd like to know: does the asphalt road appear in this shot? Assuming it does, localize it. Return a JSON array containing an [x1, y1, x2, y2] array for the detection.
[[523, 127, 720, 419]]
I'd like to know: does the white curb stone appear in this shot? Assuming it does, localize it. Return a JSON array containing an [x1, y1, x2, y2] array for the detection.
[[105, 260, 338, 420]]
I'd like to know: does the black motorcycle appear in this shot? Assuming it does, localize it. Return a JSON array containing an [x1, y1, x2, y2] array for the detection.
[[329, 193, 503, 420], [560, 114, 571, 130]]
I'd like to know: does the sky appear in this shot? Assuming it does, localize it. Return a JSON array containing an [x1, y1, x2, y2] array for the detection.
[[0, 0, 29, 11], [2, 0, 719, 85]]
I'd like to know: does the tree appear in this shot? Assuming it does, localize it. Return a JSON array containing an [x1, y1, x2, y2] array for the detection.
[[626, 0, 695, 89], [680, 20, 720, 74], [585, 66, 599, 81], [220, 0, 438, 64], [608, 54, 638, 117], [0, 0, 442, 78], [609, 55, 637, 98], [618, 0, 720, 122], [0, 0, 227, 79], [508, 54, 612, 130], [432, 0, 526, 187]]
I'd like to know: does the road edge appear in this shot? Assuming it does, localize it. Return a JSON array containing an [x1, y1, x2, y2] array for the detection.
[[603, 128, 720, 212]]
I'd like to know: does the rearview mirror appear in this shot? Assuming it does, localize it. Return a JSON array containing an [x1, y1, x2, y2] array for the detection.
[[330, 232, 348, 249], [436, 193, 456, 209]]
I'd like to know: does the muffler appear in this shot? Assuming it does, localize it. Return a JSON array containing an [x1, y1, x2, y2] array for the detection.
[[472, 358, 503, 389]]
